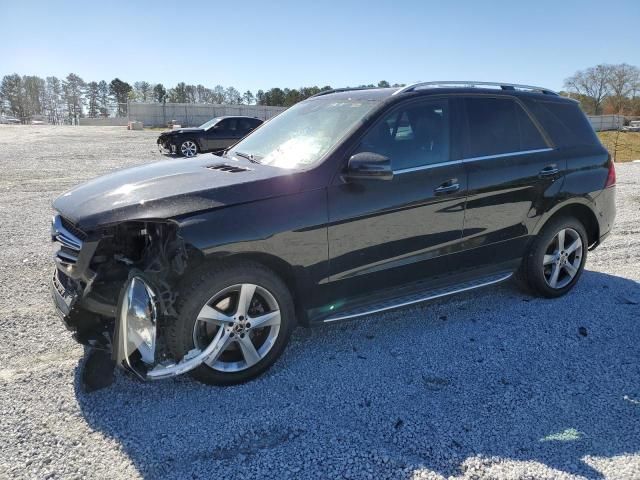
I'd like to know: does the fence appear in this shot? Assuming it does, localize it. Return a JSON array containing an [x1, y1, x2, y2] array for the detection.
[[78, 117, 129, 126], [127, 103, 287, 127], [588, 115, 625, 131]]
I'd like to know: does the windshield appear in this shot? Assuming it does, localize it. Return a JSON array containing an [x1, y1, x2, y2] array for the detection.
[[199, 117, 223, 130], [228, 98, 380, 169]]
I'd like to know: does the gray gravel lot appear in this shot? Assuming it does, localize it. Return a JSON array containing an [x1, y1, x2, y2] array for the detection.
[[1, 125, 639, 480]]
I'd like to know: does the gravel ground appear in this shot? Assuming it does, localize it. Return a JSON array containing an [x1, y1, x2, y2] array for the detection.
[[1, 125, 639, 480]]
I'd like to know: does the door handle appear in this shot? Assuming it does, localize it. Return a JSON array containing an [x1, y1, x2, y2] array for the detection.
[[435, 180, 460, 195], [539, 165, 559, 177]]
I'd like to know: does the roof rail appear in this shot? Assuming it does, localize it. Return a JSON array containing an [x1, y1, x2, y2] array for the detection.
[[310, 86, 381, 98], [392, 81, 559, 96]]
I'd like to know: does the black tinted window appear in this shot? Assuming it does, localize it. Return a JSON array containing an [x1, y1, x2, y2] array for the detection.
[[216, 118, 237, 132], [237, 118, 255, 131], [464, 97, 546, 158], [522, 98, 599, 148], [358, 100, 449, 169]]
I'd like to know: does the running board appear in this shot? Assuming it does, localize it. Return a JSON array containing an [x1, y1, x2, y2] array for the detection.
[[322, 272, 513, 323]]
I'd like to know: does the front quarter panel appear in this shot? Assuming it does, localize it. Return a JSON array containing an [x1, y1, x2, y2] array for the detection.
[[176, 189, 329, 312]]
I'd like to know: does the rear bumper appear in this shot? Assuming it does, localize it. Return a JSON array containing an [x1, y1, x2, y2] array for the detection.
[[592, 186, 616, 248]]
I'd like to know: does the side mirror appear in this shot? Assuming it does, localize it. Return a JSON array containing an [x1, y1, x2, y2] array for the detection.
[[345, 152, 393, 181]]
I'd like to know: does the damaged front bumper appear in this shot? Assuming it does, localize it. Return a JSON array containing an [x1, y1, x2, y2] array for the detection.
[[114, 274, 230, 380], [51, 215, 214, 382], [157, 137, 177, 155], [52, 265, 214, 381]]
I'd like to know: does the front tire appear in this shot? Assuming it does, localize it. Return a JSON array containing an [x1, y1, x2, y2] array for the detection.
[[518, 216, 588, 298], [178, 139, 198, 157], [166, 262, 295, 385]]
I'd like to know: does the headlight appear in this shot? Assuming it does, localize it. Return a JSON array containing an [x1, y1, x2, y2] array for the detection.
[[120, 276, 157, 365]]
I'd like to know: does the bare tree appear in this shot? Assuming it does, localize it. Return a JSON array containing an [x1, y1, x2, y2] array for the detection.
[[564, 64, 613, 115], [212, 85, 225, 104], [242, 90, 255, 105], [608, 64, 640, 114], [224, 87, 242, 104]]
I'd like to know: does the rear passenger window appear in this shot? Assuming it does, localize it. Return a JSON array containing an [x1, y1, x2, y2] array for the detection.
[[521, 99, 600, 148], [464, 97, 547, 158], [357, 100, 450, 170]]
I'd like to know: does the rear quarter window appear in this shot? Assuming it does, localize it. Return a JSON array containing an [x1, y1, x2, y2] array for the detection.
[[522, 98, 600, 148]]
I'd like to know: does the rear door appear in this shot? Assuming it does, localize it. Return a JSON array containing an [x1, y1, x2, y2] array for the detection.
[[324, 98, 468, 302], [459, 95, 560, 267]]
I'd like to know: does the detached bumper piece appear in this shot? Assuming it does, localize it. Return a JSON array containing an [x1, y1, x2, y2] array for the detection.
[[114, 275, 223, 381], [157, 139, 176, 155]]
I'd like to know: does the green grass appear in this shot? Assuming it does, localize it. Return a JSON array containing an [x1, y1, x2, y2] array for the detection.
[[598, 131, 640, 162]]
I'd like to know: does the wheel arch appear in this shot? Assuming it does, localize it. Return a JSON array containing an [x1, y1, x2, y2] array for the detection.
[[192, 252, 310, 326], [534, 200, 600, 248]]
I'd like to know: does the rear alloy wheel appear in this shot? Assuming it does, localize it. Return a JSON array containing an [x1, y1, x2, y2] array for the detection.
[[179, 140, 198, 157], [518, 216, 588, 298], [542, 228, 583, 289]]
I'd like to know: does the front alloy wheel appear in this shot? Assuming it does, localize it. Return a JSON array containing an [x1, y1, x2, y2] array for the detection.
[[166, 262, 295, 385], [180, 140, 198, 157], [193, 284, 282, 372]]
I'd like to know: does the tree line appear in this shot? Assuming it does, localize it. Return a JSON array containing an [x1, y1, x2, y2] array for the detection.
[[562, 63, 640, 116], [0, 73, 402, 124]]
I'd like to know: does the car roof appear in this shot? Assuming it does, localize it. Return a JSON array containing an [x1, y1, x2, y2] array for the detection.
[[217, 115, 262, 120], [312, 83, 572, 104]]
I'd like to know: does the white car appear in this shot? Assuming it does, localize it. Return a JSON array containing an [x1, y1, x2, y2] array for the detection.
[[622, 120, 640, 132], [0, 115, 21, 125]]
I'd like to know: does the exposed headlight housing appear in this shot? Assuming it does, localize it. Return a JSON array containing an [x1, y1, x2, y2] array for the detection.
[[118, 276, 157, 366]]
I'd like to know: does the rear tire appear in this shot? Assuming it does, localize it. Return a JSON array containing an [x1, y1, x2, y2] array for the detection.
[[166, 261, 295, 385], [518, 216, 588, 298]]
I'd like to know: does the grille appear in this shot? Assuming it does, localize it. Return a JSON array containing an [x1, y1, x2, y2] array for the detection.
[[52, 215, 84, 266], [60, 216, 87, 241], [205, 164, 251, 173]]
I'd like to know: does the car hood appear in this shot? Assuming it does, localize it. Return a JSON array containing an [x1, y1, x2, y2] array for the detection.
[[53, 155, 304, 231], [161, 128, 203, 135]]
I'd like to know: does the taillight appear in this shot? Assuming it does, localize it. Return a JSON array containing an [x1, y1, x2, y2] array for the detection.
[[605, 155, 616, 188]]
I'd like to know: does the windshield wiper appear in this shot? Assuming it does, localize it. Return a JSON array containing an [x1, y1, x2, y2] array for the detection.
[[233, 151, 261, 164]]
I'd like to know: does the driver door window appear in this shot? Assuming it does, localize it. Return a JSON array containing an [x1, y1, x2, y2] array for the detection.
[[358, 100, 450, 170]]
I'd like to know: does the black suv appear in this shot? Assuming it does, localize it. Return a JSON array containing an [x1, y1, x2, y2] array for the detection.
[[157, 116, 263, 157], [51, 81, 616, 385]]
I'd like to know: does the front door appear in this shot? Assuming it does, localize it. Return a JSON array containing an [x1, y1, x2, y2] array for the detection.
[[323, 98, 468, 305], [204, 118, 240, 151]]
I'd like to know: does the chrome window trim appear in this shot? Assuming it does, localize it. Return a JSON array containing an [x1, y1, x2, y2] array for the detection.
[[461, 147, 553, 164], [392, 148, 553, 174], [394, 159, 462, 174]]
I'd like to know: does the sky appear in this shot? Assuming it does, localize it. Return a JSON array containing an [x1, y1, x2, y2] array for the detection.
[[1, 0, 639, 93]]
